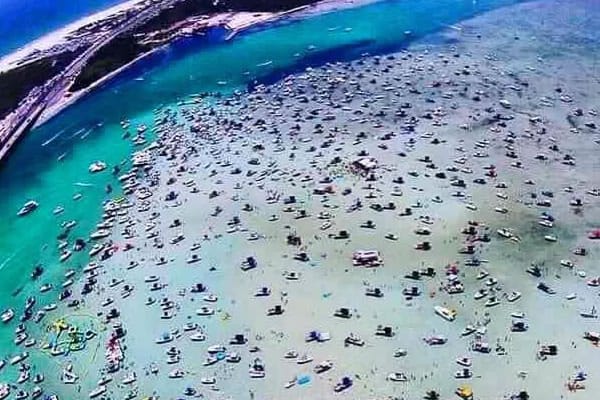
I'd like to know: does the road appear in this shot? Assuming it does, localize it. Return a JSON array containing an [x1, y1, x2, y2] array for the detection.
[[0, 0, 182, 163]]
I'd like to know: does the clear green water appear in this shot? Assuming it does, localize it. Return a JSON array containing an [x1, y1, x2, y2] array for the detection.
[[0, 0, 525, 357]]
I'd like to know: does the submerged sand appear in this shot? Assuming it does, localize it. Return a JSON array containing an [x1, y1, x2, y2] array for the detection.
[[6, 1, 600, 399]]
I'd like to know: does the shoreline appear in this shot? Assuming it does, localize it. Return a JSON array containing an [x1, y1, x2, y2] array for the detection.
[[34, 0, 378, 128], [0, 0, 147, 73]]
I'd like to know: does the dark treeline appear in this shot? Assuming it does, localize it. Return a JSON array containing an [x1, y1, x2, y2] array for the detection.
[[72, 0, 319, 90], [0, 51, 77, 119]]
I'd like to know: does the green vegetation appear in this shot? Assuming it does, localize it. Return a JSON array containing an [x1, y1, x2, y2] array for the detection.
[[0, 52, 77, 119], [72, 0, 319, 92], [71, 37, 149, 91]]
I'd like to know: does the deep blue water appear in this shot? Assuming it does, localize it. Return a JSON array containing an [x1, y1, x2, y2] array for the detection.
[[0, 0, 127, 56]]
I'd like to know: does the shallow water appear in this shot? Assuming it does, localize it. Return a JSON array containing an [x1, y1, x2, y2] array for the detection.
[[0, 0, 528, 366]]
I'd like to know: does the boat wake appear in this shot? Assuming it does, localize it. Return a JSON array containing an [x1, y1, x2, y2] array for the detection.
[[41, 129, 65, 147], [74, 182, 95, 187]]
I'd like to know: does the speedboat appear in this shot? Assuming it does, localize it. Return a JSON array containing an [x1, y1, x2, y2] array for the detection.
[[168, 369, 184, 379], [0, 383, 10, 399], [334, 376, 353, 392], [507, 291, 521, 302], [296, 354, 313, 364], [155, 333, 173, 344], [387, 372, 408, 382], [200, 376, 216, 385], [455, 368, 473, 379], [456, 357, 472, 367], [314, 360, 333, 374], [122, 372, 136, 384], [190, 332, 206, 342], [89, 161, 107, 173], [284, 350, 298, 359], [90, 229, 111, 240], [196, 306, 214, 316], [18, 201, 38, 217], [485, 297, 500, 307], [1, 309, 14, 323], [207, 344, 226, 354]]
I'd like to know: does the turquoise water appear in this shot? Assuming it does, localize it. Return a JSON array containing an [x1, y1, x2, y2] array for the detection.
[[0, 0, 128, 56], [0, 0, 526, 356]]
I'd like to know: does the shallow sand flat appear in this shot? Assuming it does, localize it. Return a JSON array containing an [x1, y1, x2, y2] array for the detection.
[[13, 1, 600, 399]]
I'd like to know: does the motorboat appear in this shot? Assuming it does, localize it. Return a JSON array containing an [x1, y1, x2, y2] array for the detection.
[[473, 289, 487, 300], [226, 352, 241, 363], [456, 357, 472, 367], [207, 344, 226, 354], [507, 291, 521, 302], [190, 332, 206, 342], [485, 297, 500, 307], [89, 161, 107, 173], [284, 350, 298, 359], [196, 306, 214, 316], [1, 309, 14, 323], [455, 368, 473, 379], [344, 333, 365, 347], [155, 333, 173, 344], [387, 372, 408, 382], [334, 376, 353, 392], [296, 354, 313, 364], [434, 306, 456, 321], [18, 201, 38, 217], [424, 335, 447, 345], [314, 360, 333, 374], [200, 376, 216, 385], [168, 369, 184, 379], [90, 229, 111, 240], [249, 358, 266, 378], [0, 383, 10, 399]]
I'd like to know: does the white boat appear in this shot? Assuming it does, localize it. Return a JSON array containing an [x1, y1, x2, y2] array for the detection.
[[59, 250, 72, 262], [190, 332, 206, 342], [207, 344, 226, 354], [89, 243, 104, 257], [456, 357, 472, 367], [434, 306, 456, 321], [168, 369, 184, 378], [0, 383, 9, 399], [203, 294, 218, 302], [89, 385, 107, 398], [387, 372, 408, 382], [90, 230, 111, 240], [201, 376, 216, 385], [122, 372, 136, 384], [196, 306, 214, 316], [497, 228, 513, 238], [507, 291, 521, 302], [296, 354, 313, 364], [89, 161, 107, 173], [1, 309, 14, 323], [18, 201, 38, 217]]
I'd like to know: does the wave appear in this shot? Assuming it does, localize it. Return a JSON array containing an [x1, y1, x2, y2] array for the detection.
[[74, 182, 95, 187]]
